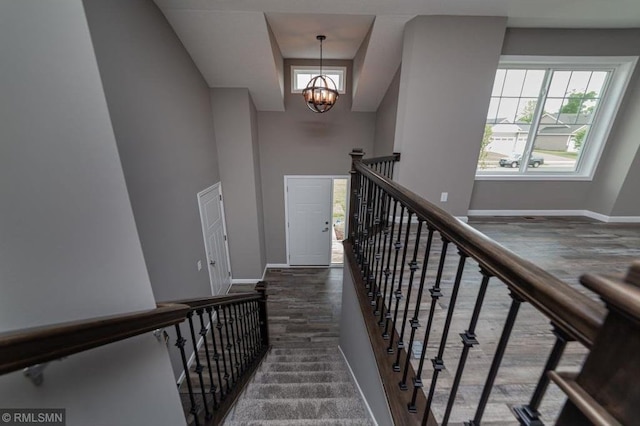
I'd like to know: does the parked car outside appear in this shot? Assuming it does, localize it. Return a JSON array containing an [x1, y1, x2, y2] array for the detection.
[[499, 153, 544, 168]]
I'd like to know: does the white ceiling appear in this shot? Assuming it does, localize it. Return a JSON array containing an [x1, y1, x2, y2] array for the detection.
[[154, 0, 640, 112]]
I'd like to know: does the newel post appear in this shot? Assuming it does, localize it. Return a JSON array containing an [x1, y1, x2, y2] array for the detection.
[[255, 281, 270, 347], [348, 148, 365, 245], [556, 260, 640, 425]]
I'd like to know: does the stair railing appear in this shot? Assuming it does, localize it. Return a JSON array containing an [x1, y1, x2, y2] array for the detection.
[[164, 282, 270, 426], [0, 282, 270, 426], [346, 148, 639, 425]]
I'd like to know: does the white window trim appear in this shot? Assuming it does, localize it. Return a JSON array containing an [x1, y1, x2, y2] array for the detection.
[[291, 66, 346, 94], [476, 55, 638, 181]]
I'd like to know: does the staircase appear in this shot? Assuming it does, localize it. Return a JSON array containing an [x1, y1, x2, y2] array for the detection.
[[222, 346, 375, 425]]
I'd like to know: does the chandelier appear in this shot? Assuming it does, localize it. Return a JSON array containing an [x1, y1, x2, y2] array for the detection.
[[302, 35, 339, 113]]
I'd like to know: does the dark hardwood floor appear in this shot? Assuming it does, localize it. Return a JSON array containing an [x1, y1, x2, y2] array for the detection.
[[232, 216, 640, 425]]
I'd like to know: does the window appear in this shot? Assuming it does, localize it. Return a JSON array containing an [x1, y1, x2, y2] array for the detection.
[[291, 66, 346, 94], [477, 56, 637, 179]]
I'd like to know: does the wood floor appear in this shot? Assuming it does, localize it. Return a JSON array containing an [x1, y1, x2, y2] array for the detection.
[[236, 217, 640, 425]]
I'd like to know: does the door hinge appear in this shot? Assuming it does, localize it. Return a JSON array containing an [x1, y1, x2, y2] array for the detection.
[[219, 194, 222, 201], [224, 235, 227, 241], [228, 272, 231, 277]]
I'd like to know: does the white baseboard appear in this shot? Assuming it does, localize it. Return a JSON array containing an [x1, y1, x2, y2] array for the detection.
[[467, 209, 640, 223], [231, 278, 261, 284], [266, 263, 289, 269], [456, 216, 469, 223], [338, 345, 379, 426]]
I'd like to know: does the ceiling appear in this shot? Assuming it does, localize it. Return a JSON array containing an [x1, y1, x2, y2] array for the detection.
[[154, 0, 640, 112]]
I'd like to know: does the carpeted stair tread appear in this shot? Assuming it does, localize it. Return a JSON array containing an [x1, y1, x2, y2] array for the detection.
[[259, 361, 348, 372], [243, 382, 358, 399], [270, 347, 340, 355], [223, 419, 374, 426], [251, 371, 353, 384], [229, 398, 368, 421], [266, 353, 343, 363]]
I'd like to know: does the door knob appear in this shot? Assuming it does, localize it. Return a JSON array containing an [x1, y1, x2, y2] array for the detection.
[[209, 260, 216, 266]]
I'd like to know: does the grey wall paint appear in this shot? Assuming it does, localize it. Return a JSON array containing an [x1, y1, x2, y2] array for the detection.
[[470, 29, 640, 216], [84, 0, 220, 302], [211, 88, 266, 279], [0, 2, 185, 424], [258, 59, 376, 264], [251, 96, 268, 270], [373, 65, 401, 156], [612, 143, 640, 215], [340, 262, 393, 426], [394, 16, 507, 217]]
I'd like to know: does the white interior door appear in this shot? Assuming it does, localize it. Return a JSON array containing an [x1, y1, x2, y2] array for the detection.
[[287, 177, 333, 266], [198, 184, 232, 295]]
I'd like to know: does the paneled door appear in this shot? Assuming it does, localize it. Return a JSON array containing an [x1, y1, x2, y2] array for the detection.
[[286, 177, 333, 266], [198, 183, 232, 295]]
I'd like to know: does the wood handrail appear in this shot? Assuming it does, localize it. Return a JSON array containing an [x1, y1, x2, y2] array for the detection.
[[361, 152, 401, 165], [0, 303, 190, 375], [355, 161, 605, 347], [161, 292, 262, 310]]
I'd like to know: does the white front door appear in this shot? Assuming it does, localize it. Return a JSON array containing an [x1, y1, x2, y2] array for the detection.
[[287, 177, 333, 266], [198, 183, 232, 295]]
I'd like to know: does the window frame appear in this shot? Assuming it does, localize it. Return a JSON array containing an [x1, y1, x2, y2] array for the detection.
[[476, 55, 638, 181], [290, 66, 347, 94]]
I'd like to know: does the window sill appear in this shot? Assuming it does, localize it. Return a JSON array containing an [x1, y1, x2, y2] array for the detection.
[[475, 174, 593, 182]]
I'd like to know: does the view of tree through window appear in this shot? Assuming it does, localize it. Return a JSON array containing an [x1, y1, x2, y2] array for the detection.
[[477, 67, 610, 175]]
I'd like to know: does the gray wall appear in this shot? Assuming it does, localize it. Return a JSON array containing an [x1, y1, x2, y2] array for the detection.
[[394, 16, 507, 217], [211, 89, 267, 279], [0, 1, 185, 424], [470, 29, 640, 217], [340, 261, 393, 426], [258, 59, 376, 264], [84, 0, 220, 302], [373, 65, 401, 156]]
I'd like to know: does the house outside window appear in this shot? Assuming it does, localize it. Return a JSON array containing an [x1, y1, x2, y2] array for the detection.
[[476, 56, 637, 180], [291, 66, 346, 94]]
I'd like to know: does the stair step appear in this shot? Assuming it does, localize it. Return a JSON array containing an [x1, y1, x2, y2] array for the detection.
[[269, 347, 339, 355], [229, 398, 368, 421], [243, 382, 357, 399], [223, 420, 374, 426], [251, 371, 353, 384], [260, 361, 348, 373], [265, 354, 343, 363]]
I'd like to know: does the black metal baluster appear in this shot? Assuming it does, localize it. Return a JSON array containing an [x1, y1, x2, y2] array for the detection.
[[187, 312, 212, 420], [383, 205, 406, 339], [422, 251, 468, 424], [393, 219, 423, 371], [400, 226, 434, 390], [442, 269, 492, 425], [249, 300, 259, 356], [214, 306, 231, 393], [409, 237, 449, 412], [206, 307, 225, 400], [362, 177, 374, 282], [513, 326, 569, 425], [227, 304, 241, 378], [374, 192, 391, 316], [221, 305, 236, 386], [197, 308, 218, 410], [387, 211, 413, 353], [355, 174, 367, 266], [466, 292, 524, 426], [382, 161, 389, 178], [378, 197, 397, 325], [241, 302, 254, 361], [367, 182, 382, 301], [233, 303, 247, 373], [175, 323, 200, 426]]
